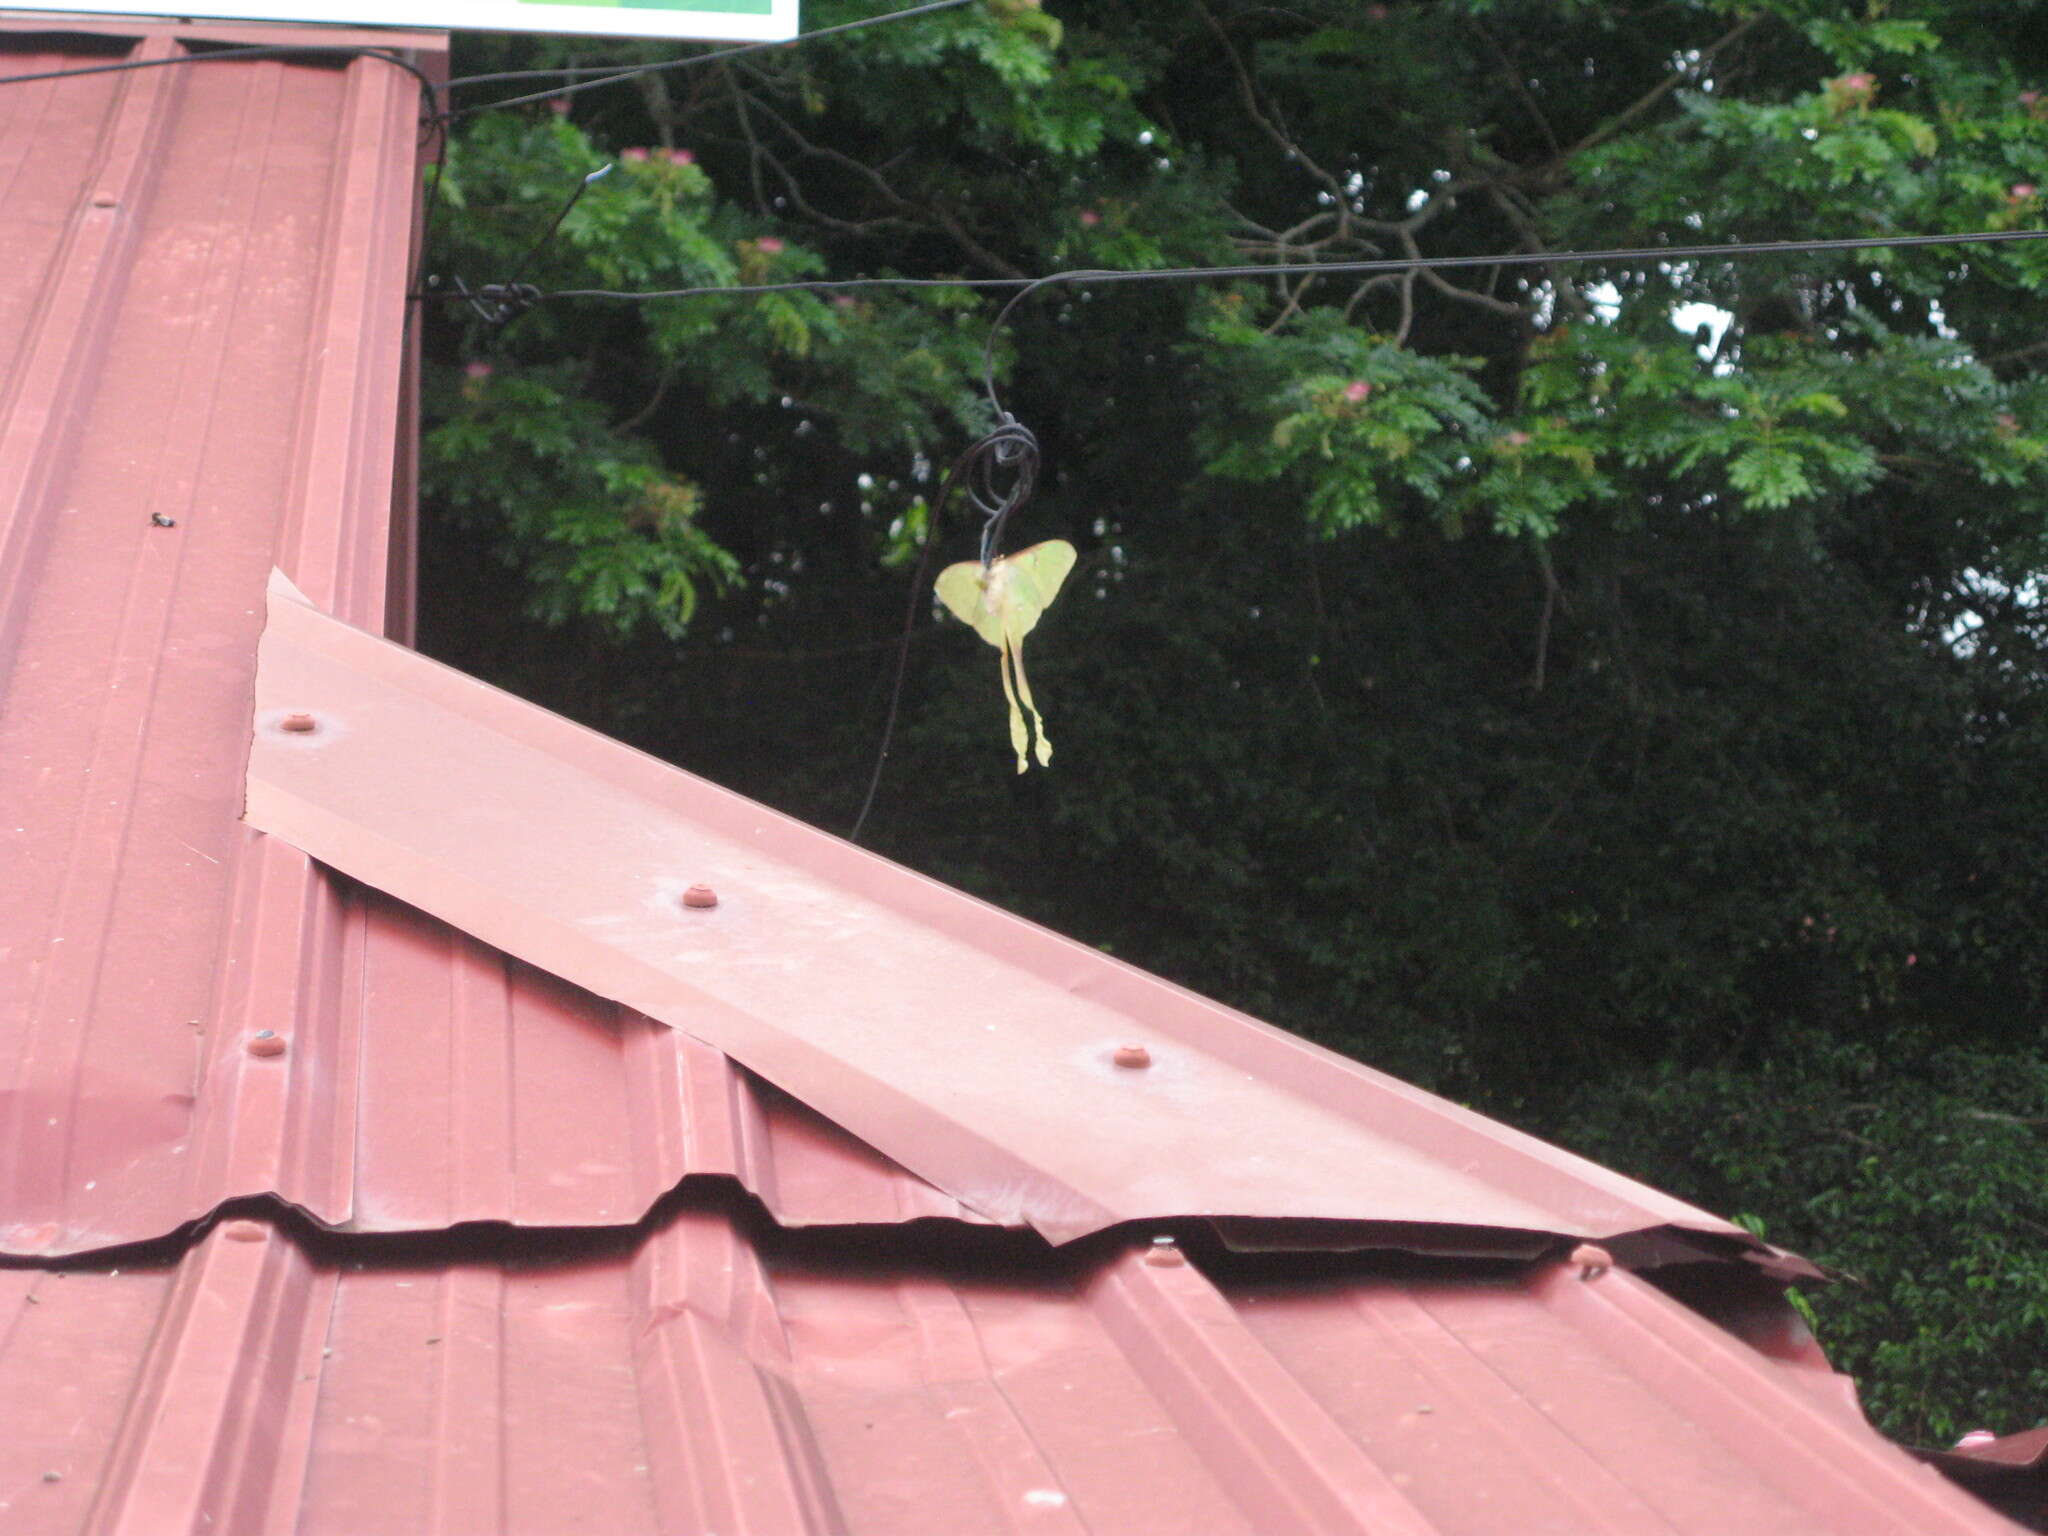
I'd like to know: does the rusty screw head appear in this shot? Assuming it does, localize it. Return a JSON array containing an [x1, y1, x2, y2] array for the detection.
[[221, 1220, 266, 1243], [247, 1031, 286, 1058], [682, 884, 719, 910], [1112, 1044, 1151, 1069], [1569, 1242, 1612, 1279], [279, 712, 317, 734]]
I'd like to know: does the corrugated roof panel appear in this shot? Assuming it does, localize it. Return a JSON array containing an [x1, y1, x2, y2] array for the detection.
[[0, 23, 969, 1256], [0, 1216, 2019, 1535], [0, 21, 416, 1250]]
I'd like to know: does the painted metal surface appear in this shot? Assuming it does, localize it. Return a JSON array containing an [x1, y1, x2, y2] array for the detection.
[[245, 570, 1756, 1250], [0, 20, 974, 1258], [0, 18, 422, 1255], [0, 1212, 2021, 1535]]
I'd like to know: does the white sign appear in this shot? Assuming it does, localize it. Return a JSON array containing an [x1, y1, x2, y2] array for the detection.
[[9, 0, 797, 41]]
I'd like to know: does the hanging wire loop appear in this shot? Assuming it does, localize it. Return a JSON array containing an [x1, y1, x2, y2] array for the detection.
[[954, 415, 1041, 567]]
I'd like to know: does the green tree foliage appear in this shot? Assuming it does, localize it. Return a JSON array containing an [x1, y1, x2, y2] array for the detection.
[[420, 0, 2048, 1441], [1559, 1033, 2048, 1446]]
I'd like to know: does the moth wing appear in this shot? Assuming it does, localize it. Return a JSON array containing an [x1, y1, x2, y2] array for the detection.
[[934, 559, 1007, 649], [997, 540, 1078, 643]]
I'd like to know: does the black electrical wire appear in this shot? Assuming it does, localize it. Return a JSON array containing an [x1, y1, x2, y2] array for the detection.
[[967, 225, 2048, 410], [439, 224, 2048, 413], [438, 0, 978, 119], [0, 41, 439, 107], [522, 226, 2048, 310]]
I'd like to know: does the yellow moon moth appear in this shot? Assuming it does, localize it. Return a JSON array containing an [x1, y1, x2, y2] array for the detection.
[[933, 539, 1077, 773]]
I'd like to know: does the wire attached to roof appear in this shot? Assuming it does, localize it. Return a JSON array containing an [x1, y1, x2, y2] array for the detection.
[[0, 42, 439, 106]]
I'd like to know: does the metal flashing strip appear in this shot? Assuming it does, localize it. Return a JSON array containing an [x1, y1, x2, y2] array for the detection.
[[247, 570, 1754, 1250]]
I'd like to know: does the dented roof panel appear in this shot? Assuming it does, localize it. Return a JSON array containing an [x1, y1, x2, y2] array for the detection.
[[0, 1214, 2018, 1536]]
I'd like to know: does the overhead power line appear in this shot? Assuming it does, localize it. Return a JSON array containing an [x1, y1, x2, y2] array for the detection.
[[532, 226, 2048, 308], [434, 224, 2048, 409]]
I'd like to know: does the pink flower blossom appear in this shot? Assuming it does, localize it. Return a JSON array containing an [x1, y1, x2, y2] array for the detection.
[[2010, 183, 2039, 202], [1503, 429, 1533, 447], [1826, 72, 1878, 112], [464, 361, 493, 380], [668, 148, 695, 165], [756, 236, 786, 255], [2020, 89, 2043, 112], [546, 96, 571, 116], [1343, 381, 1373, 404], [1078, 209, 1102, 227], [1906, 953, 1918, 966], [620, 147, 650, 163]]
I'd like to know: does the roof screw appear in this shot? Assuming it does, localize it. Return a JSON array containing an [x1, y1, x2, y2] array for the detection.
[[43, 1470, 62, 1483], [221, 1220, 266, 1243], [91, 192, 117, 208], [280, 712, 318, 734], [1143, 1236, 1184, 1268], [247, 1030, 286, 1058], [682, 884, 719, 910], [150, 512, 176, 528], [1112, 1044, 1151, 1069], [1570, 1242, 1612, 1279]]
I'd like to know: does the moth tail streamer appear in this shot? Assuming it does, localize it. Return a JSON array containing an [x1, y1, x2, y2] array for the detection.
[[999, 640, 1031, 773], [1010, 641, 1052, 768]]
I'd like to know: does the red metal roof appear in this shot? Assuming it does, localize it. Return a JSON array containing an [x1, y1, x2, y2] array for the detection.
[[0, 1212, 2015, 1536], [0, 16, 957, 1255], [0, 17, 2027, 1534], [0, 1213, 2014, 1536]]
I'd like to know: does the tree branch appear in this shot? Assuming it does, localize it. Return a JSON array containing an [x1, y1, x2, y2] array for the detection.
[[1546, 12, 1766, 171], [1473, 18, 1561, 160]]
